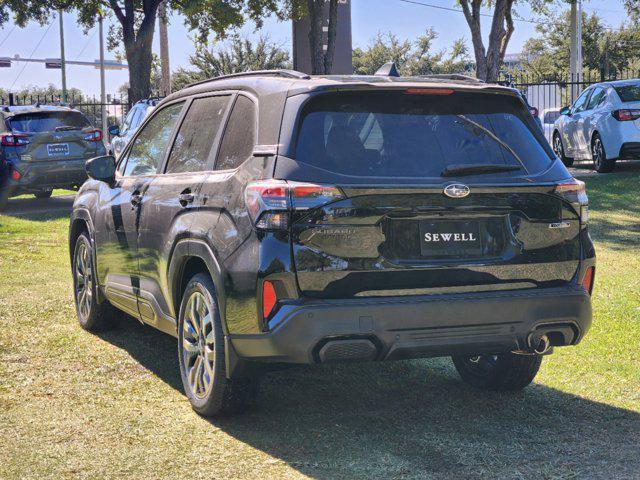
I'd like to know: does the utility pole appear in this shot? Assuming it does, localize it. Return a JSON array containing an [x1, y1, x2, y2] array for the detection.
[[99, 15, 107, 135], [59, 10, 68, 103], [158, 1, 171, 96], [602, 36, 610, 81]]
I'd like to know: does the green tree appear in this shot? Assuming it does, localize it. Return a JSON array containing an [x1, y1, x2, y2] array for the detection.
[[170, 35, 292, 91], [352, 30, 471, 76], [521, 9, 640, 78], [0, 1, 284, 103]]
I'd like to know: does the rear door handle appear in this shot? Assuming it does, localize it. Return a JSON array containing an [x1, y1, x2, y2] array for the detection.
[[179, 192, 195, 207]]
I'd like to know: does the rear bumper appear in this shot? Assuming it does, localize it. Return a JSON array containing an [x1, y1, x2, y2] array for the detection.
[[618, 142, 640, 160], [229, 285, 592, 364], [8, 158, 88, 190]]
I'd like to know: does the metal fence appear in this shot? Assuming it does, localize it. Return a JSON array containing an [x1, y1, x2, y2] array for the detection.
[[0, 93, 131, 128], [499, 70, 640, 142]]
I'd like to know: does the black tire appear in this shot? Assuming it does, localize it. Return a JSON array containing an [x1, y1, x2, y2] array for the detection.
[[553, 132, 574, 167], [72, 232, 117, 331], [178, 272, 257, 417], [452, 352, 542, 391], [34, 189, 53, 199], [591, 132, 615, 173]]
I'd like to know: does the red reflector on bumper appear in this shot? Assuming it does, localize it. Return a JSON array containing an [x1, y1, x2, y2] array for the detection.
[[262, 280, 277, 318], [582, 267, 595, 295]]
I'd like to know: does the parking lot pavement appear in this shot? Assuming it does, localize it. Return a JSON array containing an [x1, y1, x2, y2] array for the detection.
[[569, 160, 640, 177], [0, 194, 76, 216]]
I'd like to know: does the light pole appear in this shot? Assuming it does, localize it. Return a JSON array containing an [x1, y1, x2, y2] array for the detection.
[[99, 15, 107, 135], [59, 9, 68, 103]]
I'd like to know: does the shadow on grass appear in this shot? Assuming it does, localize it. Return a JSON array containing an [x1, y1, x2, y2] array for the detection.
[[99, 316, 640, 479], [0, 194, 75, 221]]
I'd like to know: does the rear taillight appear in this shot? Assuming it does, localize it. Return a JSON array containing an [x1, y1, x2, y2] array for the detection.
[[555, 179, 589, 227], [612, 109, 640, 121], [244, 180, 344, 230], [404, 88, 454, 95], [84, 129, 103, 142], [11, 169, 21, 180], [582, 266, 595, 295], [1, 133, 30, 147], [262, 280, 277, 319]]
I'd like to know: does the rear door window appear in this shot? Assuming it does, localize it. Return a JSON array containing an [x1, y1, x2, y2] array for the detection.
[[9, 111, 90, 133], [293, 91, 554, 179], [215, 95, 256, 170], [587, 88, 606, 110], [165, 95, 230, 173], [614, 84, 640, 103]]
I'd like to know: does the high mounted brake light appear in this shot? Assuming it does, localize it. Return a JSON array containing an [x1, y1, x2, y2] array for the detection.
[[612, 109, 640, 121], [1, 133, 29, 147], [244, 180, 344, 230], [555, 179, 589, 227], [404, 88, 454, 95]]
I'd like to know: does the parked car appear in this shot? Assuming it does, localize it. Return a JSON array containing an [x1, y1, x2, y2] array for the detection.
[[553, 79, 640, 172], [70, 68, 595, 416], [0, 105, 106, 199], [540, 108, 561, 144], [107, 98, 157, 158]]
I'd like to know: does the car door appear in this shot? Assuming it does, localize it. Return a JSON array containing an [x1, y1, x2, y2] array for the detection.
[[93, 101, 185, 318], [136, 94, 233, 330], [565, 88, 592, 157], [581, 87, 607, 151]]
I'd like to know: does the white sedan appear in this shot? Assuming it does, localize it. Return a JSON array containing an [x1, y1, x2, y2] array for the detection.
[[552, 79, 640, 173]]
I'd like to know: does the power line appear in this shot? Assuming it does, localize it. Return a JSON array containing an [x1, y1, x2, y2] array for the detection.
[[397, 0, 624, 32], [74, 27, 98, 61], [0, 25, 16, 49], [10, 20, 55, 90]]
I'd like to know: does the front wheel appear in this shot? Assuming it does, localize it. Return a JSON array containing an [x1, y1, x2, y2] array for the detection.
[[452, 352, 542, 391], [553, 132, 574, 167], [591, 133, 615, 173], [178, 273, 257, 416], [72, 232, 117, 331]]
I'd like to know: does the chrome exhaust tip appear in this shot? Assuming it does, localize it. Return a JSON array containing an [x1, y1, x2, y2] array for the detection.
[[528, 333, 552, 355]]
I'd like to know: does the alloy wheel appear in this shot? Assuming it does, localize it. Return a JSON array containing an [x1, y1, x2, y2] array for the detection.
[[181, 291, 215, 399], [592, 137, 604, 169], [553, 135, 563, 158], [74, 241, 93, 320]]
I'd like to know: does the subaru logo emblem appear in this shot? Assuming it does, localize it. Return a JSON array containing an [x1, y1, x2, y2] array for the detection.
[[443, 183, 470, 198]]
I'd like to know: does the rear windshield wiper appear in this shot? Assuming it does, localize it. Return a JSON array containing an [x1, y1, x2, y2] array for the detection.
[[441, 164, 522, 177], [54, 125, 80, 132]]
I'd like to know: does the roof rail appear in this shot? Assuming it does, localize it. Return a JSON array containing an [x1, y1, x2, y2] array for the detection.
[[186, 69, 311, 89], [418, 74, 484, 83]]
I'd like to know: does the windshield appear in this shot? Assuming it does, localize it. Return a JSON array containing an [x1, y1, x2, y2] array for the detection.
[[614, 84, 640, 103], [294, 91, 554, 178], [9, 111, 91, 133]]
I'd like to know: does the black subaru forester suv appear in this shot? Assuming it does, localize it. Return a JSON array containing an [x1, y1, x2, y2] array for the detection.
[[69, 68, 595, 416]]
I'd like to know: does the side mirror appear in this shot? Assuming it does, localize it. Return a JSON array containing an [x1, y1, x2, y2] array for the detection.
[[108, 125, 120, 136], [560, 106, 571, 116], [86, 155, 116, 184]]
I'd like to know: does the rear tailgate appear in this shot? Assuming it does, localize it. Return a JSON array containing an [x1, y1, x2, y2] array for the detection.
[[291, 185, 581, 298], [278, 88, 582, 298]]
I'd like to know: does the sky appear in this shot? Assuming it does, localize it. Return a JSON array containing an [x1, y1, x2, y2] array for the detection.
[[0, 0, 629, 97]]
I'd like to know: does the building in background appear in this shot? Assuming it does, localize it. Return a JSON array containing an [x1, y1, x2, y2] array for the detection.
[[292, 0, 353, 75]]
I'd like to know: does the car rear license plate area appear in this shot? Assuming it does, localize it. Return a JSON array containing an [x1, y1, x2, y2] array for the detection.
[[419, 220, 482, 256], [47, 143, 69, 157]]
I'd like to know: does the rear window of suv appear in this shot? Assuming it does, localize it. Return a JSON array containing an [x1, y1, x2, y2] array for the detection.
[[8, 111, 91, 133], [614, 84, 640, 103], [294, 91, 554, 178]]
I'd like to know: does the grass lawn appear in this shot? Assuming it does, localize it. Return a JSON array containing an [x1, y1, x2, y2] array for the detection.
[[0, 173, 639, 479]]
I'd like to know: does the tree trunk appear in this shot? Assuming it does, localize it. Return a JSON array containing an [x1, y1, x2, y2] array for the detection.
[[324, 0, 338, 74], [111, 0, 159, 104], [307, 0, 325, 74], [460, 0, 514, 82]]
